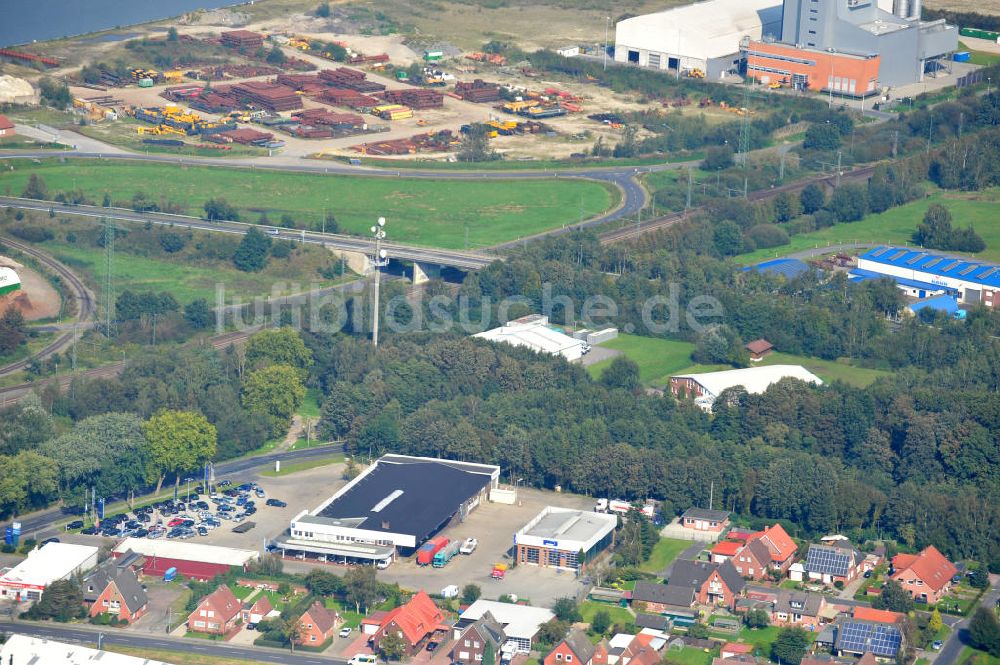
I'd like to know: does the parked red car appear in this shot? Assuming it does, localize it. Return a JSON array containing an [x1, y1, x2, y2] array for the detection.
[[167, 517, 185, 527]]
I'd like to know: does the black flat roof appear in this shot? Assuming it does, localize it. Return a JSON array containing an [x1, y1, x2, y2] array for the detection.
[[316, 458, 495, 542]]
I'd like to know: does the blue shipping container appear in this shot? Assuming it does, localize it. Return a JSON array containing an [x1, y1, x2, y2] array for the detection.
[[953, 52, 971, 62], [163, 567, 177, 582]]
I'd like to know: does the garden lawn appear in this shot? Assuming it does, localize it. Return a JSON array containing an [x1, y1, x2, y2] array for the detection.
[[325, 597, 365, 628], [959, 647, 1000, 665], [733, 625, 789, 655], [734, 187, 1000, 264], [228, 584, 256, 601], [586, 335, 697, 385], [579, 600, 634, 626], [674, 350, 890, 389], [663, 646, 715, 665], [0, 159, 616, 249], [640, 538, 692, 574]]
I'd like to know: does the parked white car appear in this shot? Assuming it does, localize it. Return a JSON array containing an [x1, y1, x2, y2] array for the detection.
[[460, 538, 478, 554]]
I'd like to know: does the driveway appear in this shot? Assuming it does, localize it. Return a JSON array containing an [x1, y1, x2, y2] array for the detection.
[[129, 581, 185, 635], [929, 575, 999, 665]]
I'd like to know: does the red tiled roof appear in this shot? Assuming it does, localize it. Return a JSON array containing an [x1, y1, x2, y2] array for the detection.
[[891, 546, 957, 593], [0, 115, 14, 130], [196, 585, 241, 622], [722, 643, 754, 655], [754, 524, 796, 562], [252, 595, 273, 615], [853, 607, 903, 624], [381, 590, 444, 646], [745, 339, 773, 354], [713, 541, 742, 556], [301, 600, 339, 634]]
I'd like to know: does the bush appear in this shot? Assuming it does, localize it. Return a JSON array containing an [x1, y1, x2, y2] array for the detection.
[[746, 224, 790, 249], [9, 226, 54, 243], [703, 145, 735, 170], [159, 233, 187, 253]]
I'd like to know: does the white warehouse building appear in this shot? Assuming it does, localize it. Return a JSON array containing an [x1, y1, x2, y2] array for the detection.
[[0, 542, 99, 602], [473, 314, 587, 361], [614, 0, 783, 79]]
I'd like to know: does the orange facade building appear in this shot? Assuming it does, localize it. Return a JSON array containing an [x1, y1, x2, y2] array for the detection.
[[745, 40, 880, 96]]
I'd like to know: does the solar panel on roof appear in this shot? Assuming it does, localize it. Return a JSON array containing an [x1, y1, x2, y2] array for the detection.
[[805, 546, 850, 577], [923, 257, 944, 269], [941, 260, 961, 271], [890, 250, 908, 261], [906, 253, 927, 265], [959, 264, 981, 276], [980, 267, 999, 280], [838, 622, 902, 658], [871, 247, 892, 257]]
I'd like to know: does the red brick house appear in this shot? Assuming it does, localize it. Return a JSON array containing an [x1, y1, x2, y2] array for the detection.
[[187, 585, 242, 635], [371, 590, 445, 655], [298, 600, 341, 647], [545, 628, 596, 665], [751, 524, 797, 572], [680, 508, 731, 532], [620, 634, 662, 665], [632, 582, 695, 614], [0, 115, 14, 137], [890, 545, 957, 604], [669, 560, 745, 610], [743, 585, 825, 629], [452, 611, 506, 665], [731, 539, 772, 580], [82, 559, 148, 623], [592, 641, 610, 665], [241, 595, 273, 624]]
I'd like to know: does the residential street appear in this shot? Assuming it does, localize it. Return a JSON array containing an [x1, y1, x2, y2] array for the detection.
[[930, 576, 1000, 665]]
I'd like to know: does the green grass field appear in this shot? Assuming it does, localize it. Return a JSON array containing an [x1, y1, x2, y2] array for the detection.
[[298, 388, 322, 418], [260, 453, 345, 477], [663, 646, 715, 665], [736, 187, 1000, 265], [587, 335, 697, 384], [675, 351, 889, 388], [0, 160, 616, 249], [40, 241, 346, 305], [640, 538, 692, 574], [587, 335, 887, 388], [579, 600, 634, 626]]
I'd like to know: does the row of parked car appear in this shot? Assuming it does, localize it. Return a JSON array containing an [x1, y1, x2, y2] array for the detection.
[[65, 481, 288, 539]]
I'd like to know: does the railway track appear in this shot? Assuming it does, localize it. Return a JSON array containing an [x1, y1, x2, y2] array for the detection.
[[0, 236, 95, 379], [600, 165, 878, 244]]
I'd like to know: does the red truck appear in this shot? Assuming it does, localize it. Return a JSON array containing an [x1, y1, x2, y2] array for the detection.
[[416, 537, 450, 566]]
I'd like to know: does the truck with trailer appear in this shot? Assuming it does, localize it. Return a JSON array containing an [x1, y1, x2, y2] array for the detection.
[[432, 540, 462, 568], [416, 536, 450, 566]]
